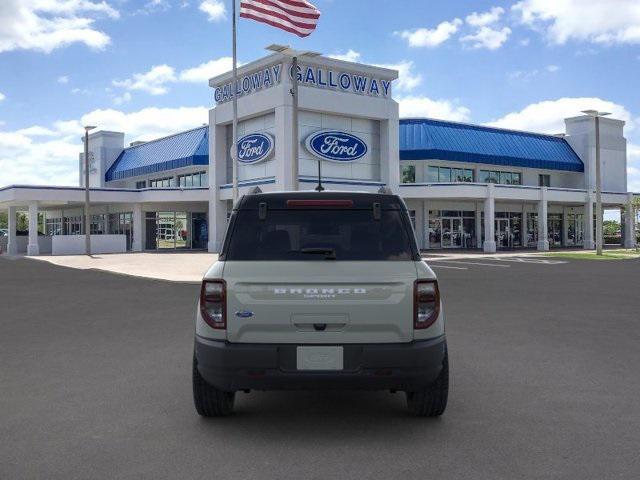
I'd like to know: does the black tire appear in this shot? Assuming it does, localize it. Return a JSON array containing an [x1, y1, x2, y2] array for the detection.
[[406, 349, 449, 417], [192, 354, 235, 417]]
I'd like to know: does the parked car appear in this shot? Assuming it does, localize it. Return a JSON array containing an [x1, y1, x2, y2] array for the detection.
[[0, 229, 7, 237], [193, 191, 448, 417]]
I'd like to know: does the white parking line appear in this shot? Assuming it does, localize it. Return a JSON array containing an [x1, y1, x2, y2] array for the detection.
[[429, 264, 468, 270], [492, 257, 568, 265], [429, 261, 510, 268]]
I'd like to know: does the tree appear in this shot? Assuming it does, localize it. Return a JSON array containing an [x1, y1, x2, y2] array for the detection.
[[603, 220, 620, 237], [632, 196, 640, 251], [0, 211, 6, 230]]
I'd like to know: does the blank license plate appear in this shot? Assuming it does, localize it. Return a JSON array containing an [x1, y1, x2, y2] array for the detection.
[[296, 346, 343, 371]]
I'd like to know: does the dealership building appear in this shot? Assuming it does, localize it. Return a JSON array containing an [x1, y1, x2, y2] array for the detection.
[[0, 52, 637, 255]]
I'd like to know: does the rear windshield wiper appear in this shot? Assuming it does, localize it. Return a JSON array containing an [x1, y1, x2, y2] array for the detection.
[[298, 247, 337, 260]]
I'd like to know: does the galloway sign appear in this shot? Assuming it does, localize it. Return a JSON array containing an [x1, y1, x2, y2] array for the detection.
[[214, 64, 282, 104], [213, 61, 395, 104], [305, 131, 368, 163], [292, 64, 392, 99], [234, 133, 275, 164]]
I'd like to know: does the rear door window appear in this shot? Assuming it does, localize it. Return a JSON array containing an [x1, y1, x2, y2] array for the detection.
[[224, 209, 417, 261]]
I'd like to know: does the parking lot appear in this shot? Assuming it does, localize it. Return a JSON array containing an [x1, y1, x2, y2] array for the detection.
[[1, 255, 640, 479]]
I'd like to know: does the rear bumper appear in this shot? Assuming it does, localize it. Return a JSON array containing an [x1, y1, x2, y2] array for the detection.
[[194, 335, 447, 392]]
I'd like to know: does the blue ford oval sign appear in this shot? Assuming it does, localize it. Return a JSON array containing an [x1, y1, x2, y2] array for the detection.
[[305, 130, 368, 163], [235, 133, 274, 164]]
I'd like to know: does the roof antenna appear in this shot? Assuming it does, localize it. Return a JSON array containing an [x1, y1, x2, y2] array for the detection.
[[315, 159, 324, 192]]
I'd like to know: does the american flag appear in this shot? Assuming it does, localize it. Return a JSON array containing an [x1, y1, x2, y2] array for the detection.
[[240, 0, 321, 38]]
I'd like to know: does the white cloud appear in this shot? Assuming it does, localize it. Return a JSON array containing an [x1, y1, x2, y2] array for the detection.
[[373, 60, 422, 93], [461, 26, 511, 50], [520, 38, 531, 46], [513, 0, 640, 45], [57, 75, 69, 84], [113, 91, 132, 105], [112, 57, 235, 97], [0, 106, 209, 187], [508, 65, 560, 81], [113, 64, 177, 95], [486, 97, 635, 134], [396, 19, 463, 48], [328, 50, 362, 63], [179, 57, 234, 82], [398, 96, 471, 122], [466, 7, 504, 27], [0, 92, 5, 102], [199, 0, 226, 21], [136, 0, 171, 15], [0, 0, 119, 54]]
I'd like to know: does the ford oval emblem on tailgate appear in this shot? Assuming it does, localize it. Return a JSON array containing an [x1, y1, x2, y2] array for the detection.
[[235, 310, 254, 318]]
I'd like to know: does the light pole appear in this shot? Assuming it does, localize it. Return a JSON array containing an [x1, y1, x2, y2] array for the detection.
[[266, 44, 320, 191], [582, 110, 610, 256], [83, 125, 96, 255]]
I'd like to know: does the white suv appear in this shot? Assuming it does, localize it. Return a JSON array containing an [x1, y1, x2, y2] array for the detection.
[[193, 192, 448, 416]]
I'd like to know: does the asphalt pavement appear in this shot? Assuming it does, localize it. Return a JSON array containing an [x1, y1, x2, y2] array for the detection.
[[1, 255, 639, 479]]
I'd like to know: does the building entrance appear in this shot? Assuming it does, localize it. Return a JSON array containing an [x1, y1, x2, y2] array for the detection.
[[495, 218, 512, 249], [442, 218, 463, 248]]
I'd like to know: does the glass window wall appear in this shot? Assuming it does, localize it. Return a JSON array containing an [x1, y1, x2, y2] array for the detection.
[[427, 166, 473, 183], [144, 211, 208, 250], [429, 210, 475, 249], [401, 165, 416, 184], [480, 170, 522, 185]]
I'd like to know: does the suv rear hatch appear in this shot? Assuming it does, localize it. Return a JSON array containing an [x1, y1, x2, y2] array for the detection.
[[220, 194, 420, 344]]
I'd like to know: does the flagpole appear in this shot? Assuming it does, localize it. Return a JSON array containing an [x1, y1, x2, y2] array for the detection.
[[231, 0, 239, 202], [291, 55, 299, 191]]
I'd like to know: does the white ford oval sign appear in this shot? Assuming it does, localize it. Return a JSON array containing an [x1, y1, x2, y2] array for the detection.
[[305, 130, 368, 163], [234, 133, 275, 164]]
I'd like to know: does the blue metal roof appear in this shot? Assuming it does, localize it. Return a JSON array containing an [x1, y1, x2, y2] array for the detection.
[[399, 118, 584, 172], [105, 126, 209, 181]]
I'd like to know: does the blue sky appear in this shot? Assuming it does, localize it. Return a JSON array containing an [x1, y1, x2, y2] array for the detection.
[[1, 0, 639, 197]]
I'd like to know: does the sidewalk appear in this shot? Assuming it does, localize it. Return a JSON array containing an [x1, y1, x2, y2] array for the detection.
[[27, 252, 217, 283]]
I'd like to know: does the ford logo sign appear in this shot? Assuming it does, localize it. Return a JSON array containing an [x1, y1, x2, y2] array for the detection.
[[235, 310, 254, 318], [234, 133, 274, 164], [305, 130, 368, 163]]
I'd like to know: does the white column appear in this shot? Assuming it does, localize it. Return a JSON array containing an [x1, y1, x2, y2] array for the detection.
[[132, 204, 143, 252], [624, 193, 636, 248], [422, 200, 429, 250], [483, 185, 496, 253], [475, 202, 483, 249], [584, 196, 595, 249], [27, 203, 40, 256], [537, 187, 549, 251], [7, 206, 18, 255], [275, 104, 294, 191], [209, 118, 230, 253], [562, 207, 569, 247], [381, 117, 400, 194], [104, 207, 110, 234]]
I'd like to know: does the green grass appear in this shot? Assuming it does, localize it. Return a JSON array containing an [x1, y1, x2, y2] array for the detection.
[[545, 249, 640, 260]]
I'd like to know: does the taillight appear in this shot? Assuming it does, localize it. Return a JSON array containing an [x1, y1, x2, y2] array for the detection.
[[200, 280, 226, 329], [414, 280, 440, 329]]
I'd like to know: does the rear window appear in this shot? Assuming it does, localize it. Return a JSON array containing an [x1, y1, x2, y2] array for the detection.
[[223, 209, 417, 261]]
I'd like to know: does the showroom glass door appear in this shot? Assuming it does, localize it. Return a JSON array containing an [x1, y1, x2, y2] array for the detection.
[[495, 218, 512, 249], [157, 212, 176, 249], [441, 218, 463, 248], [548, 214, 563, 247]]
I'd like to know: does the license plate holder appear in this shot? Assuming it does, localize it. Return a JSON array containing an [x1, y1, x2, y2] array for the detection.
[[296, 346, 343, 371]]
